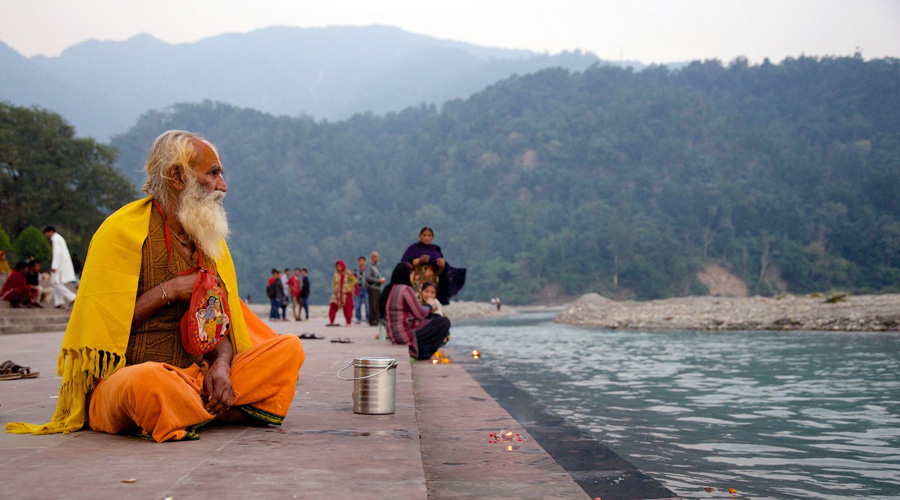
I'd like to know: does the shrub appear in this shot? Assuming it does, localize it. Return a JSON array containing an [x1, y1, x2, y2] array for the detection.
[[0, 224, 10, 252], [12, 226, 51, 265]]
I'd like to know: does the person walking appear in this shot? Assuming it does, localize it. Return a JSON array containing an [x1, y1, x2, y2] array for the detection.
[[288, 268, 303, 321], [328, 260, 355, 326], [266, 269, 285, 320], [353, 256, 369, 324], [300, 268, 310, 320], [365, 251, 386, 326], [280, 268, 290, 320], [43, 226, 77, 309]]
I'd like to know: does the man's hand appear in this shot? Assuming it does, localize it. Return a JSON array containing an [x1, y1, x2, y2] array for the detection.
[[168, 274, 198, 301], [418, 255, 430, 263], [131, 273, 197, 330], [203, 336, 235, 414], [203, 358, 234, 414], [436, 258, 445, 268]]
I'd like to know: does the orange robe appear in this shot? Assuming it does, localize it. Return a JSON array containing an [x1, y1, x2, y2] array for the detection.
[[89, 305, 303, 442], [87, 207, 304, 443]]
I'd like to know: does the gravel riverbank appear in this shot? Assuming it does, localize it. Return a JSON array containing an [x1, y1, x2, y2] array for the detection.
[[556, 293, 900, 332]]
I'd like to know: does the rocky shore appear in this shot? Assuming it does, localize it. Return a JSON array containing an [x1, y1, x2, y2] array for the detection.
[[556, 293, 900, 332]]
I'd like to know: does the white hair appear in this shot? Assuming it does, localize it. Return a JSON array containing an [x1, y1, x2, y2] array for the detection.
[[142, 130, 200, 207]]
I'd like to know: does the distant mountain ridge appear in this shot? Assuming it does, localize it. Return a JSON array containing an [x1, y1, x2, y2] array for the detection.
[[0, 25, 617, 140]]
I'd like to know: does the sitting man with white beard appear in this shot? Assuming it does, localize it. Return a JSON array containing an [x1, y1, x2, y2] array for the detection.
[[6, 130, 305, 442]]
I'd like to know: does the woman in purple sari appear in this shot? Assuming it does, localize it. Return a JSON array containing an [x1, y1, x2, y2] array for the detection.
[[400, 227, 466, 305]]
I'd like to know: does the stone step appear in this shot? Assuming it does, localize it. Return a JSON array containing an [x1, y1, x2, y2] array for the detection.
[[0, 306, 71, 315], [0, 306, 71, 335], [0, 319, 70, 332], [0, 322, 69, 335], [0, 309, 71, 325]]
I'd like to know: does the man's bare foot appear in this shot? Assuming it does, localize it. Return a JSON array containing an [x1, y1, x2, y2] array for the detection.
[[213, 407, 249, 424]]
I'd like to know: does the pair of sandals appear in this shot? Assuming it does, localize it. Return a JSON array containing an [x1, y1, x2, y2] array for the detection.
[[330, 337, 353, 343], [0, 360, 39, 380], [297, 333, 324, 340]]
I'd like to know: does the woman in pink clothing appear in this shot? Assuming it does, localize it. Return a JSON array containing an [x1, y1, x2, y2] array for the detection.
[[382, 263, 451, 360], [328, 260, 356, 326]]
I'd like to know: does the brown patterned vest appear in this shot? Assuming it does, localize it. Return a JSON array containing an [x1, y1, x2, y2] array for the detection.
[[125, 208, 219, 368]]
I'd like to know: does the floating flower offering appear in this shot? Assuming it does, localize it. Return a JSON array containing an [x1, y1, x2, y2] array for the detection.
[[487, 430, 525, 444], [471, 349, 480, 359], [701, 486, 738, 496], [430, 351, 451, 364]]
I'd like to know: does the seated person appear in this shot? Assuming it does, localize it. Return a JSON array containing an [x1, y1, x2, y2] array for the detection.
[[0, 249, 10, 276], [24, 259, 39, 288], [0, 261, 40, 308], [6, 130, 305, 443], [37, 271, 54, 304], [381, 263, 450, 360], [24, 261, 53, 304], [411, 262, 439, 303], [400, 226, 466, 305], [419, 281, 443, 317]]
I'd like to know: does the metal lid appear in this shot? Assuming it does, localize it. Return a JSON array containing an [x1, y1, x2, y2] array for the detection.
[[353, 357, 397, 368]]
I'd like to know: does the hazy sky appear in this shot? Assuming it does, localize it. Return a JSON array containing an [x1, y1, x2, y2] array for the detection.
[[2, 0, 898, 63]]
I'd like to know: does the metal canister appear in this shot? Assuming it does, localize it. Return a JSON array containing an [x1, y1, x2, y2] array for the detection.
[[337, 357, 399, 414]]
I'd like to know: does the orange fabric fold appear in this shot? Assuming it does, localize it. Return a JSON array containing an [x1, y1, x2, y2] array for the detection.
[[240, 299, 278, 347]]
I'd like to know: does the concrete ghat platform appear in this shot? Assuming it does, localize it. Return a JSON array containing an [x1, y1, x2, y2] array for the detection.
[[0, 314, 675, 499]]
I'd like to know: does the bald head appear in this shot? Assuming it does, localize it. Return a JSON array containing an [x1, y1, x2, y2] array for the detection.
[[370, 251, 380, 265]]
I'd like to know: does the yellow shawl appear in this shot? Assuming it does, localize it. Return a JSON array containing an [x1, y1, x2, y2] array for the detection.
[[5, 197, 252, 436]]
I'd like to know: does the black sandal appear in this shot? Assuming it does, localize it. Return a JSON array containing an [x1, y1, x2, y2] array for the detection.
[[0, 360, 39, 379]]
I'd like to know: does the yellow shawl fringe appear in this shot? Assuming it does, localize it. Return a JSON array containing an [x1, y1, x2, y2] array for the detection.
[[5, 197, 251, 436]]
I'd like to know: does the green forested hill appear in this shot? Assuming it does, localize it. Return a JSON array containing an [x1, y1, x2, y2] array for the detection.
[[0, 103, 136, 260], [111, 55, 900, 304]]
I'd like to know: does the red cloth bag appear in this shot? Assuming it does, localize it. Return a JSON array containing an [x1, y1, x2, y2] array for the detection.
[[180, 267, 231, 356]]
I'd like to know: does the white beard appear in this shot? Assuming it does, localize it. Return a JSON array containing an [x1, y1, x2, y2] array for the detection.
[[177, 178, 230, 262]]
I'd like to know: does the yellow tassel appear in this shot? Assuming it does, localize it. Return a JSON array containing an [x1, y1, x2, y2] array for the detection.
[[55, 350, 65, 377], [5, 347, 124, 436]]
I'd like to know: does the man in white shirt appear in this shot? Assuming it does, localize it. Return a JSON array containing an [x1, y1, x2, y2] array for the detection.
[[280, 267, 291, 320], [43, 226, 77, 309]]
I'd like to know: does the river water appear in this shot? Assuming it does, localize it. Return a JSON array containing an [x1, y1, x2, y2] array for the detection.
[[451, 311, 900, 500]]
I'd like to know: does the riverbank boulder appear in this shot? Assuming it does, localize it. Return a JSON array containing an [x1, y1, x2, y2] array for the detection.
[[556, 293, 900, 332]]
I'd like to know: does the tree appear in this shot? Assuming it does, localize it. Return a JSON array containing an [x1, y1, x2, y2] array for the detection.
[[12, 226, 50, 265], [0, 103, 136, 257], [0, 223, 10, 252]]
